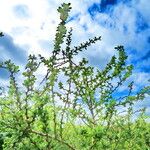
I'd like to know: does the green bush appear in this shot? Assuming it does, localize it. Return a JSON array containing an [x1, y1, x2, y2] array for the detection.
[[0, 3, 150, 150]]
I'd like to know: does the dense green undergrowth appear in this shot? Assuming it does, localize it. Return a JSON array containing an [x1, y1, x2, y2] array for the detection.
[[0, 3, 150, 150]]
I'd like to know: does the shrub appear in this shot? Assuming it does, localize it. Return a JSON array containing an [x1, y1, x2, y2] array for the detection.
[[0, 3, 150, 150]]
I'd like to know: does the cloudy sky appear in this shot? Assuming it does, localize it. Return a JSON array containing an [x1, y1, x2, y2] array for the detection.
[[0, 0, 149, 115]]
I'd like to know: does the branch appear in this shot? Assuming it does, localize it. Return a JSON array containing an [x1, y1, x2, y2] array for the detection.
[[31, 130, 76, 150]]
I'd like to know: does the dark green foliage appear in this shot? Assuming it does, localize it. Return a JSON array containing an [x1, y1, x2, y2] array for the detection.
[[0, 32, 4, 37], [0, 3, 150, 150]]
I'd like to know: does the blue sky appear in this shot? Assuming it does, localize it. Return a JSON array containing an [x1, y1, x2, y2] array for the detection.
[[0, 0, 149, 115]]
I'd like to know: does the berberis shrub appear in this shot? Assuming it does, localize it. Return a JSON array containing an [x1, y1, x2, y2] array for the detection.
[[0, 3, 150, 150]]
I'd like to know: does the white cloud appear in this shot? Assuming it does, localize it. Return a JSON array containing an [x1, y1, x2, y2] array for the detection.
[[135, 0, 150, 23]]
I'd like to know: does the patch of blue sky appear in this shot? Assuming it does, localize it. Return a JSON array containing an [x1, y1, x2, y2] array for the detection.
[[0, 34, 27, 80], [117, 0, 132, 6], [0, 68, 9, 79], [135, 12, 149, 33], [147, 37, 150, 43], [88, 3, 101, 18], [0, 34, 27, 64], [141, 66, 150, 73], [87, 2, 117, 29], [111, 80, 148, 102], [66, 13, 80, 23], [100, 0, 117, 12], [141, 50, 150, 60], [38, 39, 53, 52], [88, 0, 117, 19], [127, 49, 150, 73], [99, 19, 116, 29], [82, 24, 88, 31], [129, 55, 150, 73], [119, 25, 129, 34], [13, 4, 30, 18], [138, 59, 150, 73]]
